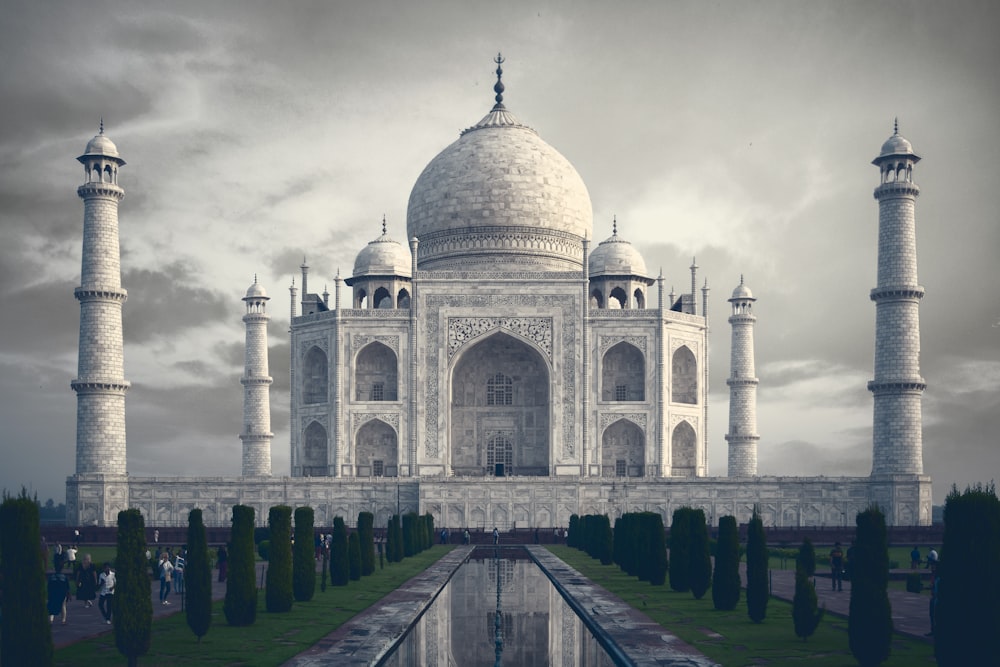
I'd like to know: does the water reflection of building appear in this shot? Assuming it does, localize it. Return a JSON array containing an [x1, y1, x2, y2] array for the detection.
[[66, 59, 931, 528]]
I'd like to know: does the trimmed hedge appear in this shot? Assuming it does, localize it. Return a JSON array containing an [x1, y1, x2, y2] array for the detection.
[[330, 517, 349, 586], [848, 506, 892, 666], [185, 509, 212, 641], [265, 505, 294, 613], [293, 506, 315, 602], [0, 491, 52, 666], [357, 512, 375, 576], [793, 539, 823, 640], [746, 506, 768, 623], [688, 508, 711, 600], [712, 515, 741, 610], [669, 507, 692, 592], [114, 509, 153, 666], [224, 505, 257, 626]]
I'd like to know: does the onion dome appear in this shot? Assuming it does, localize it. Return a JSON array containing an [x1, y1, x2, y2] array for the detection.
[[244, 275, 268, 300], [730, 275, 754, 300], [406, 54, 592, 271], [352, 219, 412, 278], [588, 219, 648, 279], [79, 119, 125, 164], [875, 118, 919, 162]]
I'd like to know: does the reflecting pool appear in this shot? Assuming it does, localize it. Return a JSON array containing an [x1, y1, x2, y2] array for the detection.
[[381, 547, 616, 666]]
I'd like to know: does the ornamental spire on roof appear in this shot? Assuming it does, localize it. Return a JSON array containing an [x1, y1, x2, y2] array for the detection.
[[493, 52, 506, 109], [462, 53, 532, 135]]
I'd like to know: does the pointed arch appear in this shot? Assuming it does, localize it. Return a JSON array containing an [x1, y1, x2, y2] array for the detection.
[[373, 286, 392, 309], [355, 342, 398, 401], [355, 419, 398, 477], [601, 341, 645, 402], [590, 288, 605, 309], [671, 420, 696, 477], [672, 345, 698, 404], [633, 288, 645, 309], [302, 421, 328, 476], [397, 288, 411, 308], [609, 286, 628, 309], [303, 346, 328, 404], [601, 418, 645, 477]]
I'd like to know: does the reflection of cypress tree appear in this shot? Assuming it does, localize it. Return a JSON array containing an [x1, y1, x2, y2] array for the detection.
[[114, 509, 153, 667], [712, 515, 741, 610], [793, 540, 823, 640], [935, 483, 1000, 666], [331, 517, 349, 586], [224, 505, 257, 626], [357, 512, 375, 575], [746, 506, 768, 623], [348, 532, 362, 581], [848, 506, 892, 666], [689, 508, 712, 600], [265, 506, 293, 612], [669, 507, 691, 592], [185, 509, 212, 641], [0, 490, 52, 666], [292, 506, 315, 602]]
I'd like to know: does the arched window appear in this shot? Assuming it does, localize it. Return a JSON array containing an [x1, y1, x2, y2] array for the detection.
[[302, 421, 327, 476], [374, 286, 392, 309], [609, 286, 628, 309], [355, 288, 368, 309], [356, 342, 398, 401], [486, 373, 513, 406], [303, 346, 328, 404], [397, 288, 411, 308], [672, 346, 697, 404], [601, 341, 645, 402], [590, 289, 605, 309], [633, 288, 645, 309]]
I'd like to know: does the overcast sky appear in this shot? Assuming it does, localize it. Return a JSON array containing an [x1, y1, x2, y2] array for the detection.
[[1, 1, 996, 506]]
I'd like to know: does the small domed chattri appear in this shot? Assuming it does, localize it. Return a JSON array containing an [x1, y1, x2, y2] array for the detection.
[[878, 117, 915, 157], [731, 275, 754, 300]]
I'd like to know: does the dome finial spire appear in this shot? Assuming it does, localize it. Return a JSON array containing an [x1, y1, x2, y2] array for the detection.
[[893, 117, 899, 135], [99, 117, 104, 135], [382, 214, 387, 236], [493, 52, 506, 109]]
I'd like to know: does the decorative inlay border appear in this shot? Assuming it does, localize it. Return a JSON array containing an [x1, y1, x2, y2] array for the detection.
[[352, 412, 400, 437], [598, 335, 647, 356], [669, 414, 698, 431], [352, 334, 399, 355], [670, 337, 698, 354], [299, 337, 329, 356], [448, 317, 552, 361], [301, 414, 329, 431], [599, 412, 647, 432]]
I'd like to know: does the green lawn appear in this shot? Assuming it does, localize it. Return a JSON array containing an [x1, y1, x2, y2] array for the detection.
[[547, 546, 936, 667], [54, 546, 453, 667]]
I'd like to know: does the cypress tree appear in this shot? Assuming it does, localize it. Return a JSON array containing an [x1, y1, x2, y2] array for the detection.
[[669, 507, 692, 592], [265, 505, 294, 612], [646, 512, 668, 586], [746, 506, 768, 623], [348, 532, 362, 580], [331, 517, 349, 585], [848, 506, 892, 666], [392, 514, 403, 561], [224, 505, 257, 626], [357, 512, 375, 575], [689, 508, 712, 600], [402, 513, 417, 557], [935, 483, 1000, 666], [597, 514, 614, 565], [114, 509, 152, 667], [568, 514, 580, 549], [320, 540, 328, 592], [792, 540, 823, 640], [0, 490, 52, 667], [292, 507, 315, 602], [712, 515, 741, 610], [612, 516, 625, 569], [185, 509, 212, 641]]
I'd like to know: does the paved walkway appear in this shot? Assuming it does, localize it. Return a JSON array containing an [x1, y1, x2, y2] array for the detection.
[[50, 563, 266, 649], [744, 565, 932, 640]]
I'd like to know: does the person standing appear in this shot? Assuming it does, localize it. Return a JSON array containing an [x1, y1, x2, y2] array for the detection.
[[47, 562, 71, 625], [98, 562, 116, 624], [910, 546, 921, 569], [926, 547, 938, 568], [217, 544, 228, 582], [65, 544, 78, 575], [174, 548, 186, 596], [154, 528, 159, 544], [73, 528, 81, 547], [158, 552, 174, 605], [829, 542, 845, 591], [463, 529, 470, 545], [492, 527, 499, 545], [76, 554, 98, 608]]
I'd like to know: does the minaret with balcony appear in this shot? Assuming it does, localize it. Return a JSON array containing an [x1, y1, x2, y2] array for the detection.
[[726, 276, 759, 476], [241, 276, 273, 476]]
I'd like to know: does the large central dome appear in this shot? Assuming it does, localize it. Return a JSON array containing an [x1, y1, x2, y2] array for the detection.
[[406, 72, 592, 272]]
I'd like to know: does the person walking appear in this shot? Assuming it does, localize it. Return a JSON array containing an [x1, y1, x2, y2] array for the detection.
[[829, 542, 845, 591], [47, 562, 71, 625], [174, 548, 186, 596], [98, 562, 116, 624], [910, 546, 921, 569], [464, 529, 470, 545], [76, 554, 98, 608], [158, 552, 174, 605]]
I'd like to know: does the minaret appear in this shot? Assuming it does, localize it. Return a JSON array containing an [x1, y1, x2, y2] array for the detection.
[[726, 276, 759, 476], [868, 121, 925, 475], [240, 276, 273, 476], [72, 123, 130, 478]]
